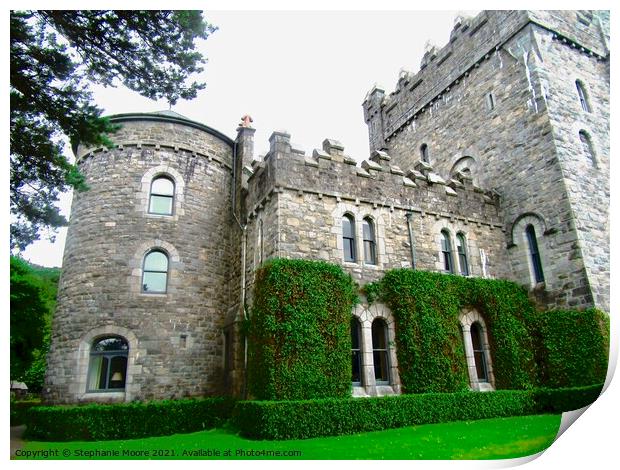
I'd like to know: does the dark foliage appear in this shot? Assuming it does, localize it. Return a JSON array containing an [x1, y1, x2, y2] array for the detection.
[[10, 10, 215, 250]]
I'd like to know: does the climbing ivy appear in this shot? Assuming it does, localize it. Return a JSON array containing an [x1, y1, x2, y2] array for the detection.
[[366, 270, 539, 393], [247, 258, 358, 400]]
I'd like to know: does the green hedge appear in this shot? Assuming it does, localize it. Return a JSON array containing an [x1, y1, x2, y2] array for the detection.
[[366, 270, 538, 393], [24, 397, 235, 441], [234, 384, 604, 440], [10, 399, 41, 426], [247, 258, 357, 400], [531, 308, 609, 388]]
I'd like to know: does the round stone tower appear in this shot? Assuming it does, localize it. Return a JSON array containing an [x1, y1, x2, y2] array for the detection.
[[44, 111, 237, 403]]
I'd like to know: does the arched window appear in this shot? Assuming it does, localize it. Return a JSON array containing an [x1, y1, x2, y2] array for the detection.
[[372, 319, 390, 384], [470, 322, 488, 382], [420, 143, 429, 163], [579, 130, 597, 167], [142, 250, 169, 293], [351, 318, 362, 386], [87, 336, 128, 391], [575, 80, 591, 113], [149, 176, 175, 215], [456, 233, 469, 276], [525, 224, 544, 284], [441, 230, 454, 273], [342, 214, 356, 262], [362, 218, 377, 265]]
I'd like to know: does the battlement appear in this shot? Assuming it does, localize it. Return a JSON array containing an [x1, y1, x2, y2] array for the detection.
[[363, 10, 609, 152], [244, 131, 502, 229]]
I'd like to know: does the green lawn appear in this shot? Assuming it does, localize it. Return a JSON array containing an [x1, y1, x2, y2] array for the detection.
[[17, 414, 561, 460]]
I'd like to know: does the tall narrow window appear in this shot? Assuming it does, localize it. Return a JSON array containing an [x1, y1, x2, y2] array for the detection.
[[470, 323, 488, 382], [579, 130, 597, 167], [87, 336, 128, 391], [372, 319, 390, 384], [575, 80, 591, 113], [351, 318, 362, 386], [456, 233, 469, 276], [485, 92, 495, 111], [525, 224, 544, 284], [441, 230, 454, 273], [420, 143, 429, 162], [362, 218, 377, 265], [142, 250, 169, 293], [342, 214, 356, 262], [149, 176, 175, 215], [258, 219, 264, 265]]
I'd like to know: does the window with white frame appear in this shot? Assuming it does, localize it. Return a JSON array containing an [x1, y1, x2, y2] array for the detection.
[[148, 175, 175, 215], [342, 214, 356, 262], [142, 250, 169, 293], [362, 217, 377, 265], [456, 233, 469, 276], [441, 230, 455, 273]]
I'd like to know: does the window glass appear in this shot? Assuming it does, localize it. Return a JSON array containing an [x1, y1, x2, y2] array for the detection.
[[470, 323, 488, 381], [363, 218, 377, 265], [526, 225, 544, 283], [456, 234, 469, 276], [372, 319, 389, 383], [343, 215, 356, 262], [441, 231, 454, 273], [88, 336, 128, 391], [149, 176, 174, 215], [142, 251, 169, 293], [351, 318, 362, 385]]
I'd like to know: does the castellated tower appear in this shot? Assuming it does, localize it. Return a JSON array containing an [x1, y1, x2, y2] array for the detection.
[[44, 112, 239, 403], [363, 10, 609, 311]]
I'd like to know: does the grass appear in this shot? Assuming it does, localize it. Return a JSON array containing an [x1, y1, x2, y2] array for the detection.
[[17, 414, 561, 460]]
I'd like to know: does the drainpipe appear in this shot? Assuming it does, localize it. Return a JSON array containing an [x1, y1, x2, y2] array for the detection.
[[405, 212, 417, 269]]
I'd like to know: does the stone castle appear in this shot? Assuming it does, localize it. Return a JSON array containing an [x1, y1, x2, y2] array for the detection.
[[45, 10, 609, 403]]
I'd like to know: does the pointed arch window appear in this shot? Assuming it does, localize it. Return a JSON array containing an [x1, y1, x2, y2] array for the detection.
[[142, 250, 169, 293], [575, 80, 591, 113], [87, 336, 128, 391], [579, 130, 597, 167], [372, 319, 390, 384], [525, 224, 544, 284], [441, 230, 454, 273], [342, 214, 356, 262], [420, 143, 429, 162], [456, 233, 469, 276], [362, 218, 377, 265], [351, 318, 362, 386], [149, 176, 175, 215]]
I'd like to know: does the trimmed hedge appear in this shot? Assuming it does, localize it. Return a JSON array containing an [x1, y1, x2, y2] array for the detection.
[[10, 399, 41, 426], [24, 397, 235, 441], [234, 384, 604, 440], [531, 308, 609, 388], [366, 270, 538, 393], [247, 258, 358, 400]]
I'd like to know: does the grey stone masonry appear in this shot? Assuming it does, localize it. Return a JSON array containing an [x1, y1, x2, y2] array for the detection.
[[45, 114, 236, 403], [363, 10, 609, 311]]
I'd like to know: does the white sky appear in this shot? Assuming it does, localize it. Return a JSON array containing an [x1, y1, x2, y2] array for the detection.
[[20, 9, 477, 267]]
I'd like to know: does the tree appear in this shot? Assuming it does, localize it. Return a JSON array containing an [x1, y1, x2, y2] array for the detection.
[[10, 10, 216, 251], [10, 257, 50, 381]]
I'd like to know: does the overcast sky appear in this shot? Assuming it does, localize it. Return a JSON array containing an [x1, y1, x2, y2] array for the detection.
[[21, 9, 477, 267]]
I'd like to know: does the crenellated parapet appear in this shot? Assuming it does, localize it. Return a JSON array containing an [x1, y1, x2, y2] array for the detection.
[[362, 10, 610, 154], [244, 131, 502, 230]]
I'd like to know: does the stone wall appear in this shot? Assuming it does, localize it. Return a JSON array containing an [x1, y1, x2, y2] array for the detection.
[[45, 116, 236, 403], [242, 132, 508, 290], [362, 10, 609, 310]]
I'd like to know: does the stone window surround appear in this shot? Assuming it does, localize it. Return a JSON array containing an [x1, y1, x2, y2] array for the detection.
[[331, 203, 387, 270], [129, 240, 182, 297], [510, 213, 548, 288], [577, 128, 598, 168], [458, 308, 495, 391], [73, 325, 144, 402], [432, 220, 473, 277], [352, 302, 401, 397], [574, 78, 592, 113], [138, 165, 186, 221]]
